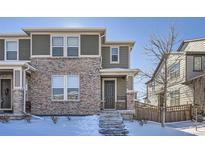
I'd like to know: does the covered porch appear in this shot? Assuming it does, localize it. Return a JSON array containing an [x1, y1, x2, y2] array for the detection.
[[0, 62, 36, 115], [100, 68, 138, 111]]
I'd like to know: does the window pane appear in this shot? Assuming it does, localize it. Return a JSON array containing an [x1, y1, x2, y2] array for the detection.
[[6, 41, 17, 51], [67, 75, 79, 88], [7, 51, 17, 60], [67, 37, 79, 46], [67, 47, 79, 56], [67, 75, 79, 100], [112, 55, 118, 62], [112, 48, 118, 55], [67, 88, 79, 100], [52, 47, 64, 56], [52, 76, 64, 100], [52, 37, 64, 46], [194, 57, 202, 70]]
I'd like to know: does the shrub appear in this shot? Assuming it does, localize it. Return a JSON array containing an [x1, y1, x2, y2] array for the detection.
[[0, 115, 10, 123], [24, 114, 32, 123], [51, 116, 58, 124]]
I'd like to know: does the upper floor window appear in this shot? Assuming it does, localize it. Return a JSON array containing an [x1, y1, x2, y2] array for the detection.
[[67, 37, 79, 57], [110, 47, 119, 63], [168, 62, 180, 80], [170, 90, 180, 106], [6, 41, 18, 60], [52, 37, 64, 57], [193, 56, 202, 71]]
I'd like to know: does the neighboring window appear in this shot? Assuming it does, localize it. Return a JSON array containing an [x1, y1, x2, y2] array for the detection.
[[67, 75, 80, 100], [193, 56, 202, 71], [52, 37, 64, 56], [52, 76, 64, 100], [169, 62, 180, 79], [6, 41, 17, 60], [111, 47, 119, 63], [170, 90, 180, 106], [67, 37, 79, 57]]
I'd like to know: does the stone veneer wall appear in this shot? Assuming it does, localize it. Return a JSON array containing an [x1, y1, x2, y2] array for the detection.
[[12, 89, 24, 114], [126, 91, 135, 110], [29, 57, 101, 115]]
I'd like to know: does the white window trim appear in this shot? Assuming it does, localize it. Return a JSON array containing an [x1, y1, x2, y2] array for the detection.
[[66, 35, 80, 58], [51, 75, 65, 101], [67, 74, 80, 101], [5, 39, 19, 61], [51, 74, 80, 101], [51, 36, 64, 57], [110, 46, 120, 64], [50, 35, 80, 58]]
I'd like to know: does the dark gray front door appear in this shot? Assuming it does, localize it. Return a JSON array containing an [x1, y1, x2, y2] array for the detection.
[[104, 80, 115, 109], [0, 79, 11, 110]]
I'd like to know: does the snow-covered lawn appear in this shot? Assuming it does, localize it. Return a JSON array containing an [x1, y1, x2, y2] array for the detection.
[[166, 121, 205, 136], [0, 115, 195, 136]]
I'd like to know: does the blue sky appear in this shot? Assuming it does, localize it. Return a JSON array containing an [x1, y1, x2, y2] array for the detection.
[[1, 17, 205, 98]]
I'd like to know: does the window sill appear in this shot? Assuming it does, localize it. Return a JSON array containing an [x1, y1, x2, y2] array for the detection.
[[193, 70, 203, 72], [51, 56, 80, 59], [51, 100, 80, 103]]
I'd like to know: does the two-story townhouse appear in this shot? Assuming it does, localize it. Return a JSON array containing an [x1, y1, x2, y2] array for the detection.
[[0, 27, 138, 117], [179, 38, 205, 112], [145, 52, 193, 107]]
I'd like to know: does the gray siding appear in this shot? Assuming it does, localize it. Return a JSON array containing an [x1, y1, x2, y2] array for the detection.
[[127, 76, 133, 90], [32, 35, 50, 55], [102, 46, 129, 68], [117, 77, 126, 97], [19, 39, 30, 60], [0, 39, 4, 60], [186, 55, 205, 80], [80, 35, 99, 55]]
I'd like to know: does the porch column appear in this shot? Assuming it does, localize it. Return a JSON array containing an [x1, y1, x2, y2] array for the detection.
[[12, 68, 24, 114], [126, 75, 135, 110]]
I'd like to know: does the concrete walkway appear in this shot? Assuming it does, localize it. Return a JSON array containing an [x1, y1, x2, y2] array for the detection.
[[99, 110, 128, 136]]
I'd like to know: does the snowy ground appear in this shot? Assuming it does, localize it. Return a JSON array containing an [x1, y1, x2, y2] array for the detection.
[[166, 121, 205, 136], [0, 115, 196, 136]]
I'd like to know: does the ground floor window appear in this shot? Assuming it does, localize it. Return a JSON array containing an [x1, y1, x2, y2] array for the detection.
[[52, 75, 80, 101], [170, 90, 180, 106]]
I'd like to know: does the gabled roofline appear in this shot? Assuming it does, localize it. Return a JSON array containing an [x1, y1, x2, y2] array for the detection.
[[145, 52, 184, 84], [177, 37, 205, 51]]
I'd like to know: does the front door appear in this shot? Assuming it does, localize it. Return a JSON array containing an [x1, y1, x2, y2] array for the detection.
[[0, 79, 12, 110], [104, 80, 115, 109]]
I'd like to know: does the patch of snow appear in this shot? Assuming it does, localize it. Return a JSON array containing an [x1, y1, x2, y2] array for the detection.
[[166, 120, 205, 136], [125, 120, 195, 136], [0, 116, 196, 136], [0, 115, 101, 136]]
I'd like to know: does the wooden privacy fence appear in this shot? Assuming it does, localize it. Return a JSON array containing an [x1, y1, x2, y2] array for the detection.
[[135, 102, 192, 122]]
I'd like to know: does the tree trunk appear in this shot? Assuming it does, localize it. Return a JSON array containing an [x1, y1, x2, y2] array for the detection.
[[161, 55, 168, 127]]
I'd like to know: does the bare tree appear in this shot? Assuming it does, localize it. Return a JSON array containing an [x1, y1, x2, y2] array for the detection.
[[142, 25, 179, 127]]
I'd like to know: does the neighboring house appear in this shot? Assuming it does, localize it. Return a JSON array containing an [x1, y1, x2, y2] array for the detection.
[[145, 38, 205, 107], [145, 52, 193, 107], [0, 27, 138, 116], [180, 38, 205, 112]]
